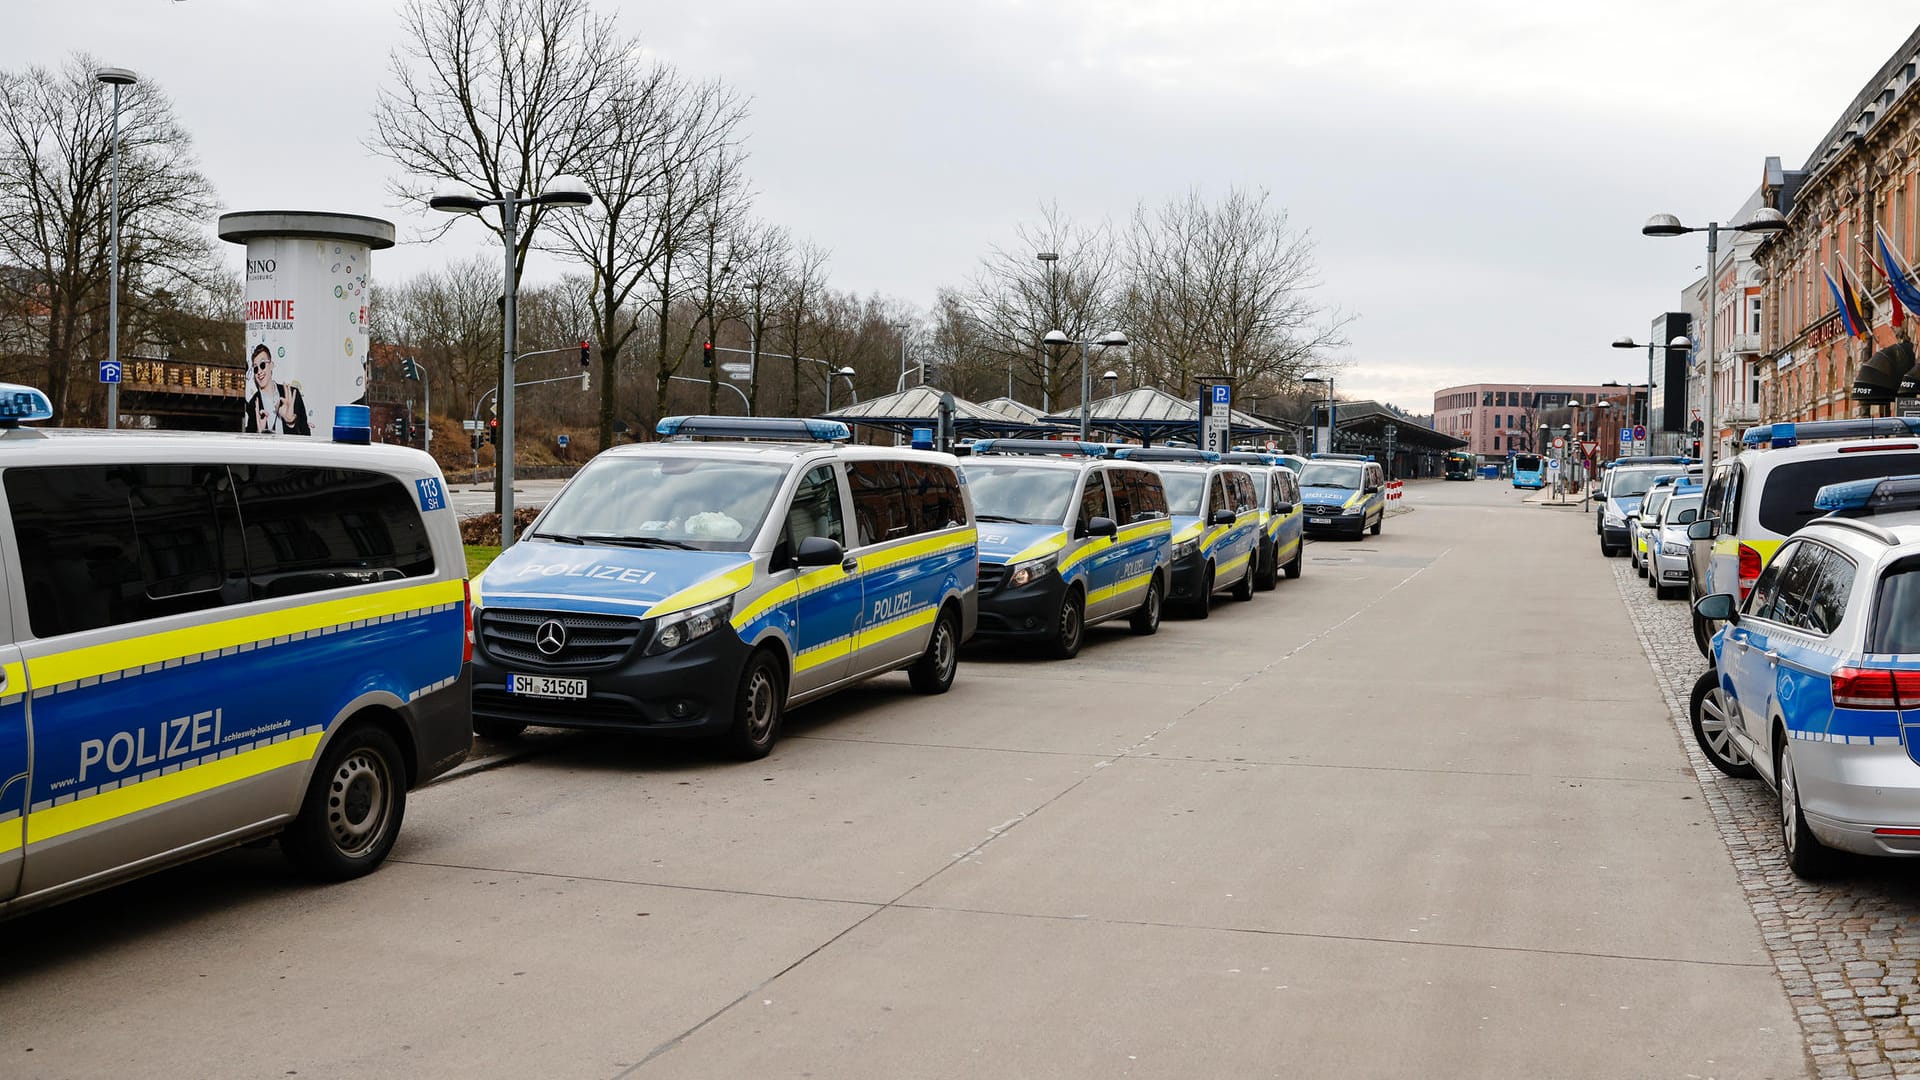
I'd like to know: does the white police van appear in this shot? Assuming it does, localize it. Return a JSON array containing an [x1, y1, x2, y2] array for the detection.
[[470, 416, 978, 759], [0, 388, 472, 918], [1112, 448, 1263, 617]]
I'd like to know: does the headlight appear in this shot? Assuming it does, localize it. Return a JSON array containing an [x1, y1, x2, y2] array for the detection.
[[1661, 540, 1689, 557], [1603, 510, 1625, 526], [1341, 503, 1363, 515], [1007, 554, 1058, 588], [1171, 539, 1199, 561], [644, 597, 734, 655]]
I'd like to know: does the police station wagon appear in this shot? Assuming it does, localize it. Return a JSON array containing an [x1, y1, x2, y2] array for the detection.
[[470, 416, 978, 759], [0, 387, 472, 918], [961, 440, 1172, 658]]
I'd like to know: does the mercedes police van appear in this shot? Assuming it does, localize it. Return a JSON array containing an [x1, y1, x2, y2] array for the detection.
[[1297, 453, 1387, 538], [470, 416, 977, 760], [1221, 452, 1304, 589], [1115, 448, 1262, 617], [0, 387, 473, 918], [961, 440, 1172, 658]]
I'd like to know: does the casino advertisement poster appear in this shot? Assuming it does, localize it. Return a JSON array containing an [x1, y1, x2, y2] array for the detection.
[[240, 238, 370, 439]]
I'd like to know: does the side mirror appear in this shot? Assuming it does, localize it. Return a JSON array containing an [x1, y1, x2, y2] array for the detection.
[[794, 535, 844, 568], [1694, 592, 1738, 622], [1364, 484, 1381, 494], [1272, 501, 1293, 516], [1686, 519, 1718, 542], [1211, 508, 1236, 526], [1087, 516, 1118, 538]]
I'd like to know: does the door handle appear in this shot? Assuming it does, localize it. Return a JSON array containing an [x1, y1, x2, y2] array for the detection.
[[840, 557, 859, 573], [1765, 651, 1780, 665]]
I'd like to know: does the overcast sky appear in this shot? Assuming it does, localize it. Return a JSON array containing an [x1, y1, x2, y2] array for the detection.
[[10, 1, 1919, 410]]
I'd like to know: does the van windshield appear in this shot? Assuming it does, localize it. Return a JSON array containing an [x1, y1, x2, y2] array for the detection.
[[1161, 472, 1207, 516], [1298, 463, 1366, 489], [1607, 466, 1669, 499], [959, 463, 1077, 525], [535, 456, 788, 551]]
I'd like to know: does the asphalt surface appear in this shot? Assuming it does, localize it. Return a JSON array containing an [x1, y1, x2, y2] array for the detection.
[[0, 479, 1808, 1079]]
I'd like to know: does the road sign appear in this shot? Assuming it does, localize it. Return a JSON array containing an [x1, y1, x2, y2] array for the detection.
[[1211, 384, 1231, 406], [727, 371, 752, 382], [557, 434, 569, 448], [1633, 424, 1647, 441], [462, 419, 482, 431], [1548, 459, 1561, 470], [1582, 441, 1599, 455], [1551, 436, 1565, 449], [719, 361, 751, 374], [1618, 428, 1632, 444], [98, 360, 121, 384]]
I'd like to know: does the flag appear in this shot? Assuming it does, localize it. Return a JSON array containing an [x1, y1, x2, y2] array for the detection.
[[1841, 257, 1871, 333], [1865, 239, 1905, 328], [1826, 266, 1862, 338], [1878, 223, 1920, 317]]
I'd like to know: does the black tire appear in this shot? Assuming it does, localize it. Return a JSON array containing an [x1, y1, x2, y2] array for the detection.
[[1049, 588, 1086, 660], [1368, 515, 1382, 536], [1190, 566, 1214, 619], [721, 649, 786, 760], [908, 607, 960, 694], [1254, 541, 1278, 591], [1692, 610, 1715, 659], [1655, 584, 1679, 601], [1231, 560, 1255, 601], [1130, 577, 1163, 635], [1689, 670, 1757, 778], [1283, 545, 1303, 579], [473, 717, 526, 740], [1778, 740, 1839, 879], [281, 723, 408, 881]]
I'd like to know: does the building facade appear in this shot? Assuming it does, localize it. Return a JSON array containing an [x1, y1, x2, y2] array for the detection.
[[1431, 382, 1646, 463]]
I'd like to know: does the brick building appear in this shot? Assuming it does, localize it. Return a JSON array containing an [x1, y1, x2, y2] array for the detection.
[[1431, 382, 1647, 463]]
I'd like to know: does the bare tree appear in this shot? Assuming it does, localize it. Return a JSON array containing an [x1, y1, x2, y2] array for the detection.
[[640, 145, 751, 421], [0, 54, 216, 422], [769, 239, 830, 413], [374, 256, 503, 419]]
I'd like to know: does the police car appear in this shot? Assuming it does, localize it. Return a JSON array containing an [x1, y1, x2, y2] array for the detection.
[[961, 440, 1172, 657], [1220, 452, 1304, 588], [1647, 479, 1703, 600], [470, 416, 977, 760], [1597, 455, 1692, 556], [0, 387, 472, 918], [1296, 453, 1386, 538], [1114, 448, 1263, 617], [1690, 474, 1920, 877]]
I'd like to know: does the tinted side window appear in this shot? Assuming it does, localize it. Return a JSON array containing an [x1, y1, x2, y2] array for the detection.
[[1078, 471, 1109, 530], [1127, 469, 1168, 520], [783, 465, 845, 553], [1744, 539, 1795, 618], [1804, 547, 1856, 635], [1208, 475, 1230, 517], [1761, 542, 1826, 627], [1871, 559, 1920, 653], [904, 462, 965, 534], [1108, 469, 1138, 525], [847, 460, 910, 546], [1231, 472, 1257, 512], [232, 465, 434, 600], [1280, 472, 1299, 503], [1758, 453, 1920, 536], [7, 464, 245, 637]]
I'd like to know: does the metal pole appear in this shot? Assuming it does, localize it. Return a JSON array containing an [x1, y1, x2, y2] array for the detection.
[[419, 360, 430, 449], [106, 81, 122, 430], [749, 284, 760, 417], [1702, 225, 1719, 485], [500, 192, 519, 549], [1078, 341, 1090, 442]]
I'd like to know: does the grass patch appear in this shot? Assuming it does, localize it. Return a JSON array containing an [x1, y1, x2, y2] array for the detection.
[[465, 545, 501, 578]]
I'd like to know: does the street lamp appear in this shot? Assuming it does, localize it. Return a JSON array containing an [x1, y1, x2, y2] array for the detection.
[[1611, 334, 1690, 432], [1302, 375, 1334, 453], [1640, 208, 1788, 488], [1041, 329, 1128, 442], [1102, 369, 1119, 398], [430, 174, 592, 549], [97, 66, 136, 430], [825, 366, 856, 411], [1035, 252, 1059, 411]]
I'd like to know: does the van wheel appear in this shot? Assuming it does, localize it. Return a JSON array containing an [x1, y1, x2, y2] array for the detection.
[[1130, 578, 1163, 636], [473, 717, 525, 740], [1284, 546, 1303, 579], [1189, 566, 1214, 619], [1254, 542, 1278, 591], [909, 608, 960, 694], [721, 650, 785, 760], [1779, 741, 1838, 879], [1231, 562, 1255, 601], [1369, 515, 1381, 536], [1692, 611, 1714, 659], [281, 724, 407, 881], [1049, 588, 1085, 660], [1689, 671, 1757, 778]]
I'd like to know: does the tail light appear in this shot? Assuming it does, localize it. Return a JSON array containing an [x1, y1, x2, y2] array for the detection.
[[1737, 543, 1762, 602], [463, 579, 475, 664], [1832, 667, 1920, 709]]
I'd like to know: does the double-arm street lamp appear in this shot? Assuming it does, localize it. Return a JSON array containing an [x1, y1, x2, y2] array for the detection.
[[431, 176, 592, 549], [1641, 208, 1788, 487], [97, 66, 136, 430], [1610, 335, 1691, 430], [1041, 330, 1128, 441]]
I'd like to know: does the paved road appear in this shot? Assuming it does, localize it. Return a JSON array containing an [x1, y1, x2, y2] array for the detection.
[[0, 479, 1806, 1078], [450, 478, 570, 519]]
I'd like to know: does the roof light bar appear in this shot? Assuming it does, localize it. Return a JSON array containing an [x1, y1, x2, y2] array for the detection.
[[1113, 447, 1220, 463], [1743, 417, 1920, 449], [1309, 452, 1372, 461], [0, 383, 54, 427], [1814, 474, 1920, 516], [1219, 452, 1286, 466], [968, 438, 1107, 458], [655, 415, 852, 442]]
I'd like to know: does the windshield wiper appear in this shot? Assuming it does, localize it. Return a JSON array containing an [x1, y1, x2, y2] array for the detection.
[[973, 514, 1030, 524], [577, 534, 698, 550], [528, 531, 584, 544]]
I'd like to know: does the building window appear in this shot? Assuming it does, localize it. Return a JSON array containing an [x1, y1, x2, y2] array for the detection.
[[1750, 296, 1761, 335]]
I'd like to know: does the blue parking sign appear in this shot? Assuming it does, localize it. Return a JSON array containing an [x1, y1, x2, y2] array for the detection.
[[98, 360, 121, 384], [1211, 385, 1231, 405]]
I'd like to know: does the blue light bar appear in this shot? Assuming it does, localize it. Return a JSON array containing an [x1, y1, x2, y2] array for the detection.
[[1814, 475, 1920, 516], [1114, 447, 1219, 463], [1309, 452, 1370, 461], [1744, 417, 1920, 448], [656, 415, 852, 442], [969, 439, 1107, 458], [0, 383, 54, 426]]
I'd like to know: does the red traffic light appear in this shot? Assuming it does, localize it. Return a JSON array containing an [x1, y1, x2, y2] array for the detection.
[[703, 341, 714, 367], [579, 340, 591, 368]]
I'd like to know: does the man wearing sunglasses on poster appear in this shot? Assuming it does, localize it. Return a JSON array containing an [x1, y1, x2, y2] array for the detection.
[[243, 343, 310, 436]]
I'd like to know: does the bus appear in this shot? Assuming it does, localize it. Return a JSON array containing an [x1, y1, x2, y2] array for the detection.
[[1512, 453, 1546, 489], [1444, 450, 1475, 480]]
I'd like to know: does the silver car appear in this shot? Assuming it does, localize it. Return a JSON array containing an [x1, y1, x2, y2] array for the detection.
[[1649, 487, 1702, 600]]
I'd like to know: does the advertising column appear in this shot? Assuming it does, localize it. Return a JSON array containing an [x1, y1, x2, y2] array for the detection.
[[217, 212, 396, 440]]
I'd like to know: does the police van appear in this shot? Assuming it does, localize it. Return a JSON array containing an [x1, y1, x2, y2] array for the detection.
[[1296, 453, 1387, 538], [1115, 448, 1263, 617], [960, 440, 1172, 658], [0, 387, 472, 918], [1220, 452, 1304, 589], [470, 416, 977, 759]]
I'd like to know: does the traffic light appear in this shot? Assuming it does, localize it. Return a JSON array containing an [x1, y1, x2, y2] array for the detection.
[[703, 341, 714, 368], [488, 417, 500, 447], [579, 340, 591, 369], [470, 432, 482, 451]]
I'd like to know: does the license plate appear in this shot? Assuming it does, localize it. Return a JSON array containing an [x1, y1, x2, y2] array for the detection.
[[1309, 517, 1332, 525], [508, 673, 587, 699]]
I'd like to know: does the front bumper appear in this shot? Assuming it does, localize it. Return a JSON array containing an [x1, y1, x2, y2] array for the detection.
[[1602, 523, 1629, 548], [1303, 510, 1365, 536], [1792, 740, 1920, 857], [472, 614, 752, 737], [1168, 551, 1210, 601], [1653, 550, 1690, 584], [974, 568, 1067, 640]]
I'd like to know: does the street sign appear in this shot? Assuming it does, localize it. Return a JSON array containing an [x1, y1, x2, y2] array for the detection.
[[1200, 382, 1231, 454], [719, 361, 751, 374], [1548, 459, 1560, 470], [1633, 424, 1647, 441], [1551, 436, 1565, 449], [557, 434, 569, 448], [727, 371, 752, 382], [1581, 441, 1599, 455], [98, 360, 121, 384], [1618, 429, 1632, 444], [462, 419, 482, 431]]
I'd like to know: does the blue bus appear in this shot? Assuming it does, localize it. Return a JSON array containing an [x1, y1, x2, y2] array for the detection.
[[1512, 452, 1546, 489]]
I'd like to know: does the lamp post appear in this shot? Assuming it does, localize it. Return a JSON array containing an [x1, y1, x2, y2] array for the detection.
[[1302, 375, 1334, 453], [430, 175, 592, 549], [401, 356, 429, 449], [97, 67, 136, 429], [1611, 335, 1690, 434], [1641, 209, 1789, 489], [1035, 252, 1059, 411], [825, 366, 856, 411], [1102, 369, 1119, 398], [1041, 330, 1128, 441]]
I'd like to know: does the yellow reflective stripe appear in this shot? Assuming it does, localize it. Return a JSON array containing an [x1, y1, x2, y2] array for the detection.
[[1002, 532, 1068, 567], [1058, 538, 1107, 574], [26, 580, 464, 690], [794, 635, 855, 673], [1117, 520, 1171, 541], [25, 732, 323, 846], [732, 564, 847, 630], [645, 563, 756, 620], [1218, 552, 1251, 575], [1172, 523, 1203, 545], [0, 816, 19, 856], [1089, 570, 1154, 606], [858, 529, 977, 574], [856, 605, 939, 653]]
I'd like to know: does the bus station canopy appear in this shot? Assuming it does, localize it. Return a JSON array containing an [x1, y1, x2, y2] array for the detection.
[[817, 386, 1059, 438], [977, 397, 1052, 426], [1041, 387, 1285, 445]]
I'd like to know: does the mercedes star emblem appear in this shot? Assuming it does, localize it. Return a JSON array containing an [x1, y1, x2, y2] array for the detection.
[[534, 620, 568, 656]]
